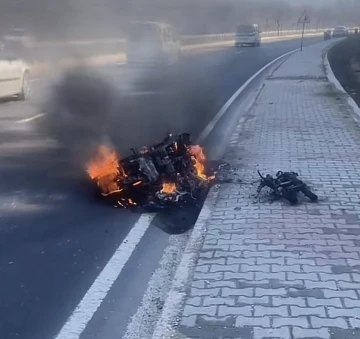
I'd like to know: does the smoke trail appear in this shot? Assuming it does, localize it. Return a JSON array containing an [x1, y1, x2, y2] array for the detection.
[[41, 65, 116, 165]]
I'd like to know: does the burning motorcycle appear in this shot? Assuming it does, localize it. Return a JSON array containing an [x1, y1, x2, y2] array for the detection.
[[86, 133, 215, 209], [257, 170, 318, 205]]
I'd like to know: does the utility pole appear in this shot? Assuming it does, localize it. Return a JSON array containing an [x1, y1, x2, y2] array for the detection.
[[298, 10, 310, 52], [300, 21, 305, 51]]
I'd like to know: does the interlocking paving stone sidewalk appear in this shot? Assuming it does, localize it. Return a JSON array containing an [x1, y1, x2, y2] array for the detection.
[[178, 41, 360, 338]]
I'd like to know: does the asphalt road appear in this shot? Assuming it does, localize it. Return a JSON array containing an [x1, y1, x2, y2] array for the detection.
[[0, 36, 322, 339]]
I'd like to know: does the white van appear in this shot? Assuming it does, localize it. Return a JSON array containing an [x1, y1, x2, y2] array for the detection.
[[235, 24, 261, 47], [126, 22, 181, 66]]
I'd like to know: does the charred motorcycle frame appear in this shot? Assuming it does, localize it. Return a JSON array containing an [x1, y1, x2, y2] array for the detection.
[[257, 170, 318, 205], [89, 133, 214, 210]]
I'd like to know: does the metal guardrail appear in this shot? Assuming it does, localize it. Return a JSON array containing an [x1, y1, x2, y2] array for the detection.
[[30, 29, 330, 76], [182, 29, 330, 44], [28, 28, 328, 48], [23, 28, 328, 62]]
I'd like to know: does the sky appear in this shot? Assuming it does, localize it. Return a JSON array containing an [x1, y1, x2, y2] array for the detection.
[[0, 0, 358, 39]]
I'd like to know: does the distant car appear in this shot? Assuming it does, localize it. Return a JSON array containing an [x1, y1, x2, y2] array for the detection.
[[126, 22, 181, 67], [332, 26, 349, 38], [235, 24, 261, 47], [0, 44, 31, 100]]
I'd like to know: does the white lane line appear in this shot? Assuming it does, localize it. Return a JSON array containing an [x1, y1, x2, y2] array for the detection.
[[196, 47, 299, 144], [54, 213, 155, 339], [151, 189, 220, 339], [235, 50, 244, 54], [16, 113, 45, 123]]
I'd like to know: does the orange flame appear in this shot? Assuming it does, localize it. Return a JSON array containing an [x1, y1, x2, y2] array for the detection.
[[86, 145, 124, 196], [189, 145, 208, 180], [161, 182, 177, 194]]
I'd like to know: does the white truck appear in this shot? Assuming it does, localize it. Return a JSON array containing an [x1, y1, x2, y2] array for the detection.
[[126, 22, 181, 66]]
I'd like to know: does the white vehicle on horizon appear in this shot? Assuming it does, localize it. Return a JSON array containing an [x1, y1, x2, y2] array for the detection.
[[126, 21, 181, 67], [235, 24, 261, 47], [332, 26, 350, 38], [0, 42, 31, 100]]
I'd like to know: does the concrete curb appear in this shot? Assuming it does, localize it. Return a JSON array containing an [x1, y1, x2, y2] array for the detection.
[[324, 43, 360, 123], [151, 186, 219, 339]]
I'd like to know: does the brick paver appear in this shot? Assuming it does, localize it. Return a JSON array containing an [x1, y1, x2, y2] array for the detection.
[[178, 41, 360, 338]]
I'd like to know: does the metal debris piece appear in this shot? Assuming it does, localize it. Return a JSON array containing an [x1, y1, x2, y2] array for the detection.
[[256, 170, 318, 205]]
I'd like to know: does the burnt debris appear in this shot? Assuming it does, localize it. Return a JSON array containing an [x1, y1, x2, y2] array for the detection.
[[257, 170, 318, 205], [87, 133, 215, 210]]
